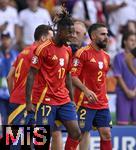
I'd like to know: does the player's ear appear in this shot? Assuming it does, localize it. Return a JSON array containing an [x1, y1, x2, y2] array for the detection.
[[41, 35, 47, 42], [91, 32, 96, 40]]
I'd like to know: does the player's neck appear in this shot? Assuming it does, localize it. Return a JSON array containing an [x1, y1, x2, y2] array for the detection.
[[52, 37, 64, 47], [91, 42, 101, 51]]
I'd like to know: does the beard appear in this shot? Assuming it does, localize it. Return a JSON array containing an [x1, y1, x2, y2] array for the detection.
[[96, 40, 107, 49]]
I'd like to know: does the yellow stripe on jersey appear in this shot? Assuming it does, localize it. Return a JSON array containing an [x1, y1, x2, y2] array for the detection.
[[76, 92, 84, 111], [21, 49, 30, 55], [75, 45, 90, 58], [65, 50, 70, 63], [35, 40, 51, 56], [8, 104, 26, 124], [35, 84, 48, 120], [103, 50, 109, 56]]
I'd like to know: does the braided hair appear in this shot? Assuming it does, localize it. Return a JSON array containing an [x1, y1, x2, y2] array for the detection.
[[52, 6, 74, 31]]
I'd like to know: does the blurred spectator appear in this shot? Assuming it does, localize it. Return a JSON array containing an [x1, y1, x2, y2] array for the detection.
[[113, 31, 136, 125], [93, 0, 106, 23], [105, 0, 136, 36], [0, 32, 18, 125], [40, 0, 57, 13], [56, 0, 78, 14], [117, 20, 136, 50], [125, 47, 136, 75], [107, 35, 117, 64], [8, 0, 17, 8], [70, 20, 88, 54], [123, 20, 136, 33], [0, 0, 20, 45], [18, 0, 52, 48], [14, 0, 27, 12], [72, 0, 97, 27]]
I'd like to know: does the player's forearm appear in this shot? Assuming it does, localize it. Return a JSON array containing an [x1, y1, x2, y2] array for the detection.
[[7, 67, 15, 94], [7, 78, 14, 94], [26, 67, 37, 104], [66, 73, 74, 101], [72, 76, 88, 93]]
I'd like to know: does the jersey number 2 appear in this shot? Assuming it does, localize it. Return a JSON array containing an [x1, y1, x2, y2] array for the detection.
[[97, 71, 103, 81]]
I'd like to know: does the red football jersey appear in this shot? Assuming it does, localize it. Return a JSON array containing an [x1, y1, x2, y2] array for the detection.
[[71, 44, 110, 109], [31, 40, 72, 105], [10, 43, 37, 104]]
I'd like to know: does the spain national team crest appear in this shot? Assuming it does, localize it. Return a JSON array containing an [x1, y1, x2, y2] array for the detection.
[[32, 55, 38, 64], [79, 120, 85, 128], [98, 61, 103, 69], [59, 58, 64, 66], [43, 117, 48, 125], [73, 58, 79, 67]]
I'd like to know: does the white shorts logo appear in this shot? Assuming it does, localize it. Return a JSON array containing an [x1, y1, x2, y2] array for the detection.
[[32, 56, 38, 64]]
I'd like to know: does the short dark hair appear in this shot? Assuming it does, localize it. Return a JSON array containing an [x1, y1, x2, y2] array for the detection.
[[88, 23, 106, 39], [121, 31, 136, 48], [34, 24, 52, 41]]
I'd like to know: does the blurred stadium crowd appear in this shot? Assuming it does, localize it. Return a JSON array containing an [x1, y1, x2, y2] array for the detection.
[[0, 0, 136, 126]]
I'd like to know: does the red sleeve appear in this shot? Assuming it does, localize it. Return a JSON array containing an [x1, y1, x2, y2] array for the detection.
[[71, 52, 84, 77], [31, 45, 47, 70]]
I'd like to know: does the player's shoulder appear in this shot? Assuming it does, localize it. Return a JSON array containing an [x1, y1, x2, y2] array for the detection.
[[75, 45, 91, 58], [65, 45, 72, 52], [20, 46, 31, 55], [35, 40, 52, 56], [102, 50, 110, 58]]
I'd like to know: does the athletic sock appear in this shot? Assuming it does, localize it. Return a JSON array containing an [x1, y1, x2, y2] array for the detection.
[[65, 135, 80, 150], [100, 139, 112, 150]]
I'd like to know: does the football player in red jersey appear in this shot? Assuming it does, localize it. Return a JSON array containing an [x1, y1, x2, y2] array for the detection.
[[71, 23, 112, 150], [51, 20, 88, 150], [7, 24, 53, 125], [26, 7, 81, 150]]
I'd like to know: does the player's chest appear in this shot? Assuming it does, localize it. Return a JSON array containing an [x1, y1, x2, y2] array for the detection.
[[45, 48, 70, 68], [84, 52, 109, 73]]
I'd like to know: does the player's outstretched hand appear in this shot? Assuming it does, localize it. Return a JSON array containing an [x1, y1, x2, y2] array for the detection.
[[84, 88, 98, 103]]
